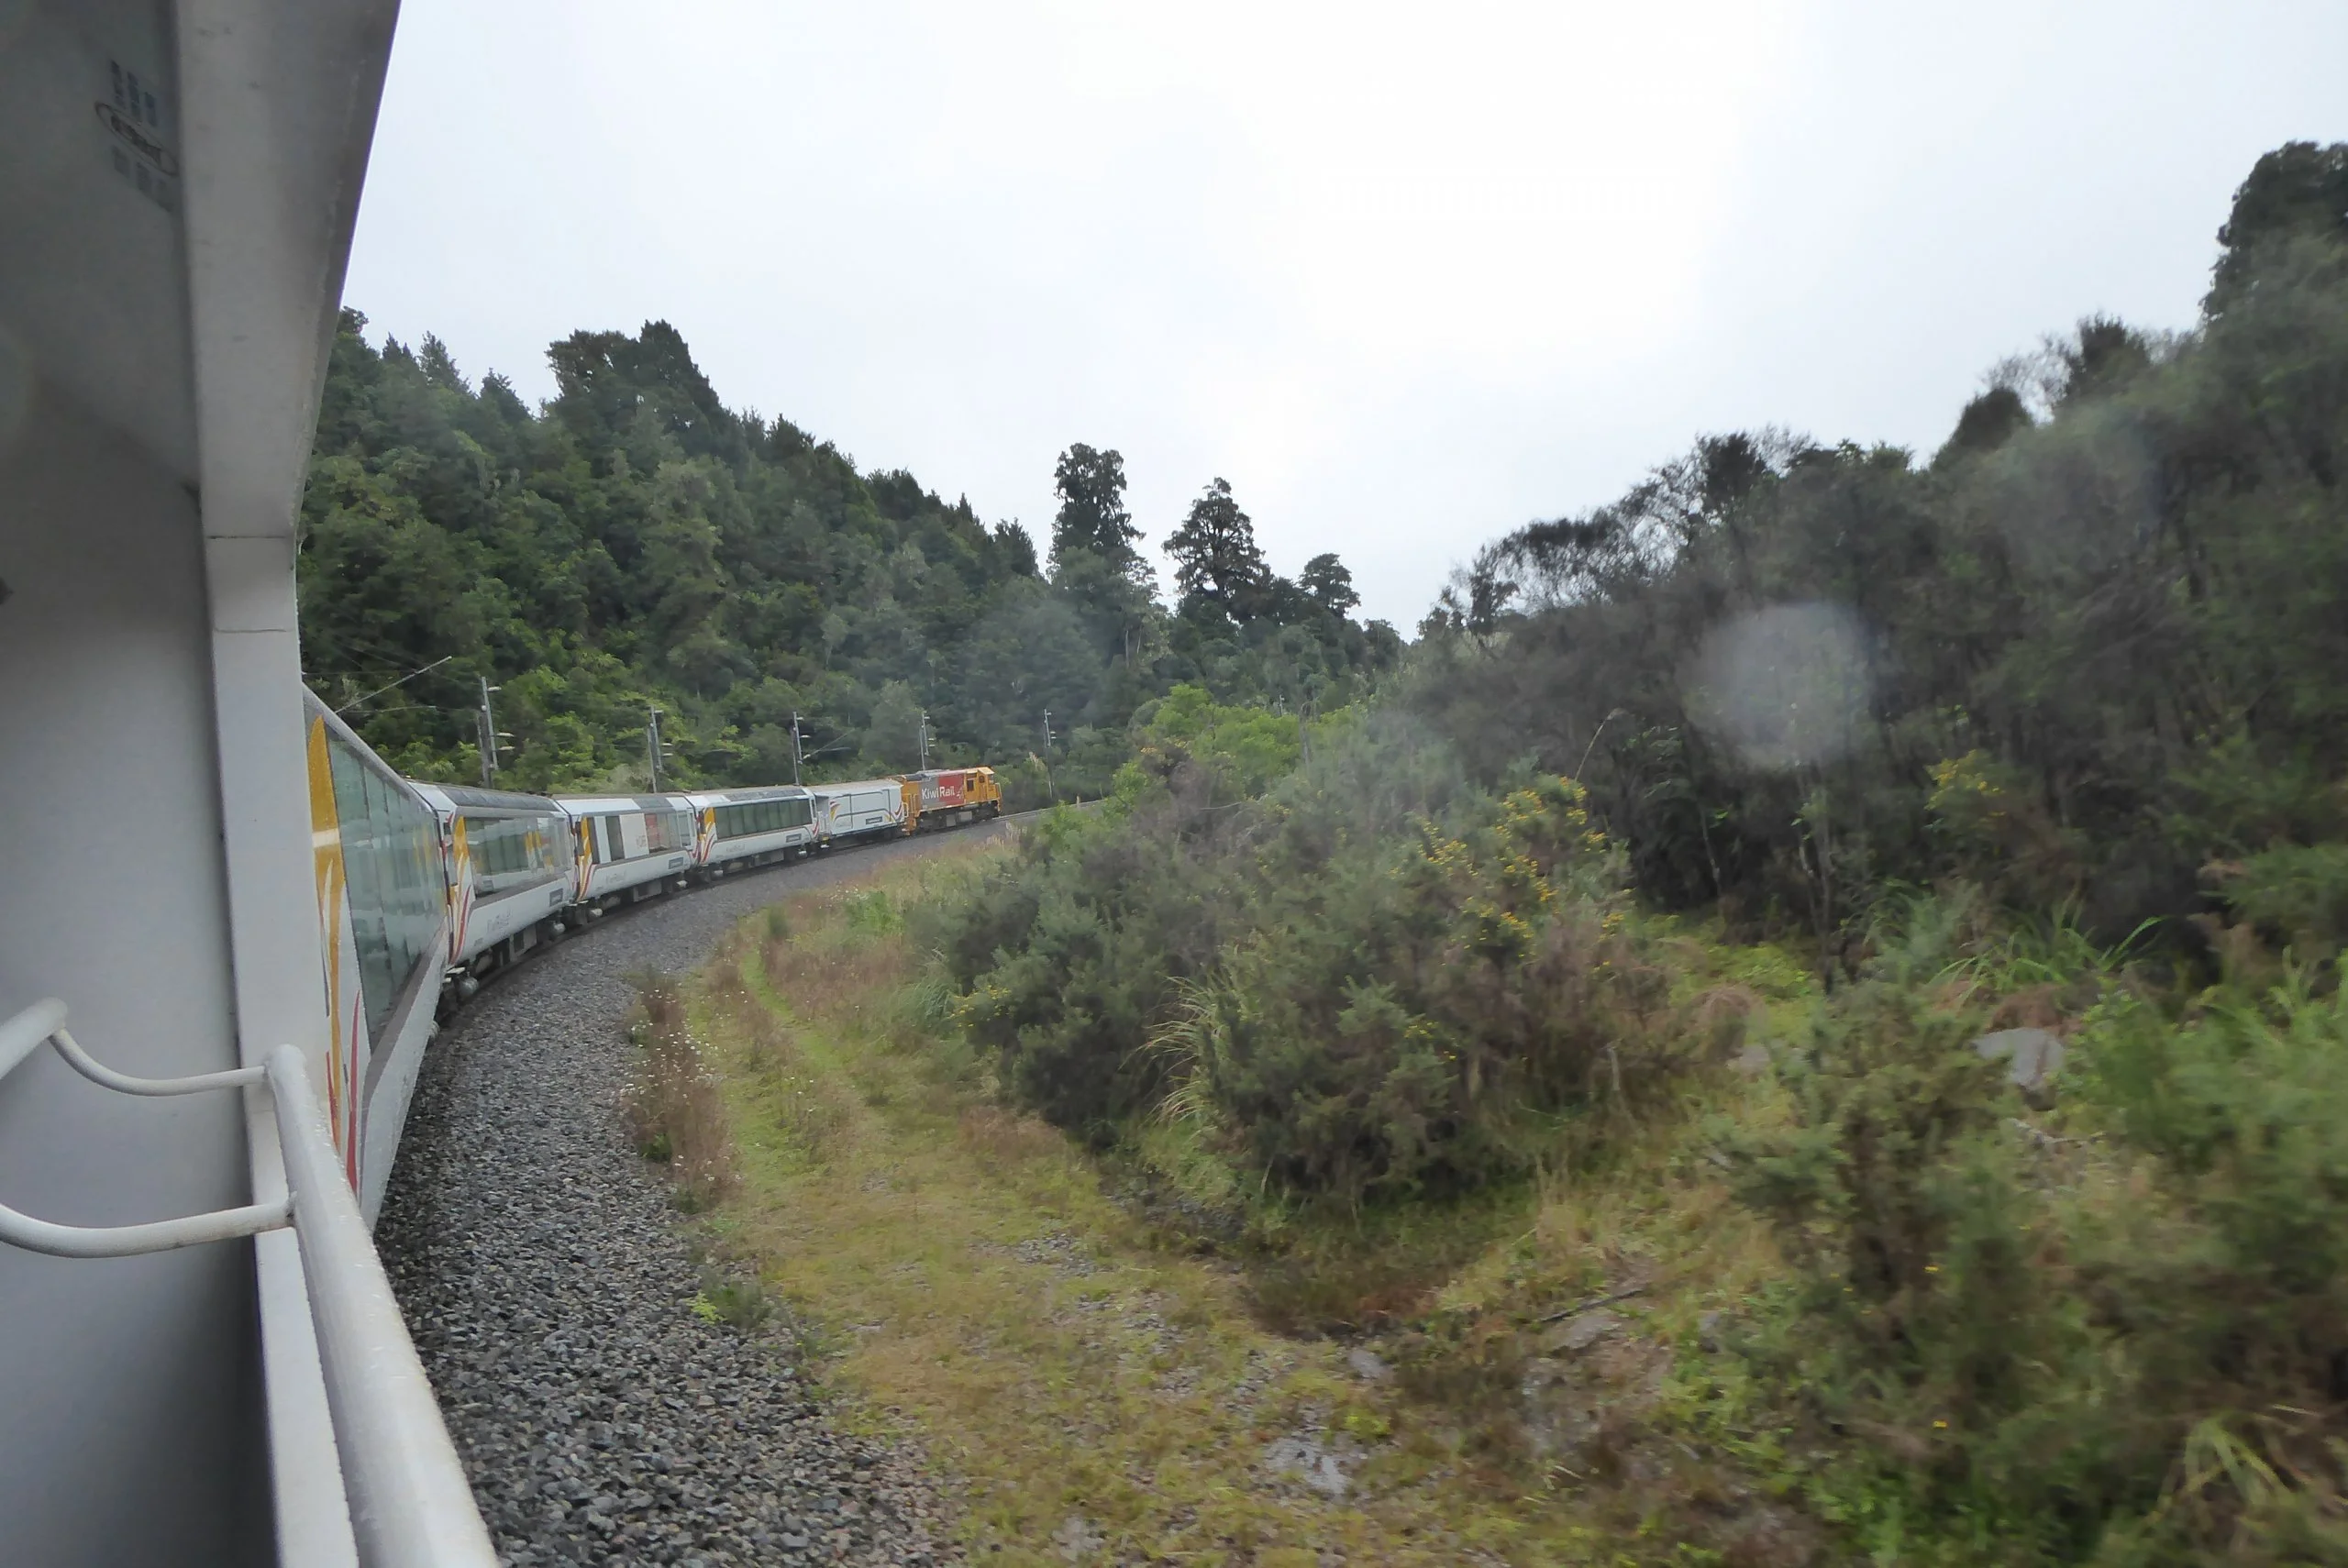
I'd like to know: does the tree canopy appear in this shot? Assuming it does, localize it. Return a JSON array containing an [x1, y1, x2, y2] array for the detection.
[[297, 322, 1398, 800], [1164, 476, 1268, 614]]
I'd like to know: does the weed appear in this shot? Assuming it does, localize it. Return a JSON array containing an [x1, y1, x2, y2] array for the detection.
[[841, 888, 901, 935], [619, 970, 737, 1209], [692, 1266, 776, 1334]]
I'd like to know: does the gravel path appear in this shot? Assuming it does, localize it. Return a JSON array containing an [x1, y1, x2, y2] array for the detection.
[[377, 827, 1009, 1567]]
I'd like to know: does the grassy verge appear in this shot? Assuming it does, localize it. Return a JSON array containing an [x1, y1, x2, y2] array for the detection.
[[659, 845, 1836, 1566]]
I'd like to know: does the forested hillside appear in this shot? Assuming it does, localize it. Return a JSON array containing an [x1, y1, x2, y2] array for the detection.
[[297, 317, 1399, 798]]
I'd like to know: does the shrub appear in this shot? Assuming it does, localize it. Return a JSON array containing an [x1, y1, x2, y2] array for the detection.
[[1720, 955, 2348, 1562], [2210, 843, 2348, 960], [1158, 778, 1667, 1204], [933, 712, 1682, 1202], [928, 774, 1246, 1142]]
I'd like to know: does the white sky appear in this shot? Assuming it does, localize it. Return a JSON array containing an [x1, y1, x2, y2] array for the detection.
[[344, 1, 2348, 629]]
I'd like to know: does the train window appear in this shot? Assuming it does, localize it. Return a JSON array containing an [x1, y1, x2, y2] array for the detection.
[[322, 722, 441, 1046]]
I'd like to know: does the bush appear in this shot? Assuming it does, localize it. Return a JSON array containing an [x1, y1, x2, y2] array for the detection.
[[1159, 778, 1668, 1203], [1720, 954, 2348, 1562], [931, 710, 1679, 1201], [2210, 843, 2348, 960]]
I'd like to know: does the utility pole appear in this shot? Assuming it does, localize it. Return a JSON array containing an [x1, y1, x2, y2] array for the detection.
[[477, 676, 504, 787], [790, 711, 803, 786], [647, 705, 666, 791], [918, 711, 930, 771], [1041, 710, 1057, 804]]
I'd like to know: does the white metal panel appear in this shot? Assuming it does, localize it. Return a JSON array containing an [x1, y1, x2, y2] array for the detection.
[[707, 826, 809, 865]]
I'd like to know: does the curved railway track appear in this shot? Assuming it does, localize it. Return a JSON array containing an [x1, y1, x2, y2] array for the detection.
[[376, 823, 1013, 1566]]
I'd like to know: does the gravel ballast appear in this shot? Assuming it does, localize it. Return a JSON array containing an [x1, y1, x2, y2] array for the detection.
[[377, 829, 1005, 1566]]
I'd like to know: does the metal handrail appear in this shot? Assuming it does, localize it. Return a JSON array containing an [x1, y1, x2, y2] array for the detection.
[[0, 1006, 287, 1258], [0, 1000, 496, 1568]]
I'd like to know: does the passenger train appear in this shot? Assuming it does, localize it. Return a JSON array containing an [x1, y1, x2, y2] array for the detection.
[[302, 690, 1004, 1164]]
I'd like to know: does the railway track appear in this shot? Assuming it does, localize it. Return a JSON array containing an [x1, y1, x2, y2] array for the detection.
[[376, 822, 1015, 1567]]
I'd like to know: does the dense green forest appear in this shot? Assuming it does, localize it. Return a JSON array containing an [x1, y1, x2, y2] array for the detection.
[[923, 142, 2348, 1562], [297, 317, 1399, 800], [1412, 138, 2348, 952]]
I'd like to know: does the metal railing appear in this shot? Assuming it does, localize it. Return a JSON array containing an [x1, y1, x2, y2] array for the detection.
[[0, 999, 496, 1568]]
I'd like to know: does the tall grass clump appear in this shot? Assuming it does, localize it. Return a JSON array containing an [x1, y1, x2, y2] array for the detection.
[[620, 969, 737, 1209]]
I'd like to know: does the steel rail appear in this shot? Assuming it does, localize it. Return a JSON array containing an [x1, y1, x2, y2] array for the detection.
[[0, 999, 497, 1567]]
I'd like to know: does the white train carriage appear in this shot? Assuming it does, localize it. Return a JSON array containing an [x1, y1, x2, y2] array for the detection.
[[408, 782, 574, 992], [559, 791, 698, 918], [686, 785, 817, 877], [810, 778, 914, 846]]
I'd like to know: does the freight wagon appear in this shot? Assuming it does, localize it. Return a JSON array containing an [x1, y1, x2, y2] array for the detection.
[[809, 778, 913, 846]]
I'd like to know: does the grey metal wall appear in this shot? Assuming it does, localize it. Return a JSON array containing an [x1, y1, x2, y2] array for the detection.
[[0, 0, 271, 1560], [0, 379, 271, 1563]]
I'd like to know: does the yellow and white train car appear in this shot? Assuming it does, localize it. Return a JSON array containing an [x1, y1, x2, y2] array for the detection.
[[559, 792, 697, 918], [406, 781, 572, 993], [302, 694, 450, 1221], [685, 784, 818, 876]]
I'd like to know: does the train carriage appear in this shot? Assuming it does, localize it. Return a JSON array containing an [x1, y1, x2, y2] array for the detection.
[[559, 791, 698, 917], [685, 784, 817, 876], [809, 778, 912, 846], [408, 782, 573, 990], [304, 694, 449, 1220]]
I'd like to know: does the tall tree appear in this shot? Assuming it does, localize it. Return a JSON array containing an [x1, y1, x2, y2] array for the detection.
[[1050, 444, 1139, 566], [1166, 477, 1268, 615], [1299, 552, 1359, 615], [2207, 139, 2348, 316]]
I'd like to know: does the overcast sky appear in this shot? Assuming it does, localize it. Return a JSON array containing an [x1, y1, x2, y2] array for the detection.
[[343, 1, 2348, 629]]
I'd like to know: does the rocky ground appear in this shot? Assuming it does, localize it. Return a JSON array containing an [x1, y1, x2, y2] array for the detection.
[[377, 828, 1007, 1567]]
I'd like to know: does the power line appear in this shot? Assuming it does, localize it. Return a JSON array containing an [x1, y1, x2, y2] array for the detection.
[[332, 655, 454, 715]]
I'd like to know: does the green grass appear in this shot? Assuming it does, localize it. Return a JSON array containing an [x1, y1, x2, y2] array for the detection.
[[668, 849, 1847, 1564]]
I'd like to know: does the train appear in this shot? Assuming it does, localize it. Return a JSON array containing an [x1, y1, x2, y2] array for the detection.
[[426, 770, 1000, 999], [307, 693, 1002, 1022]]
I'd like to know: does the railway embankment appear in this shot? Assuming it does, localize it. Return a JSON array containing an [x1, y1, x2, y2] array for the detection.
[[376, 828, 1004, 1567]]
